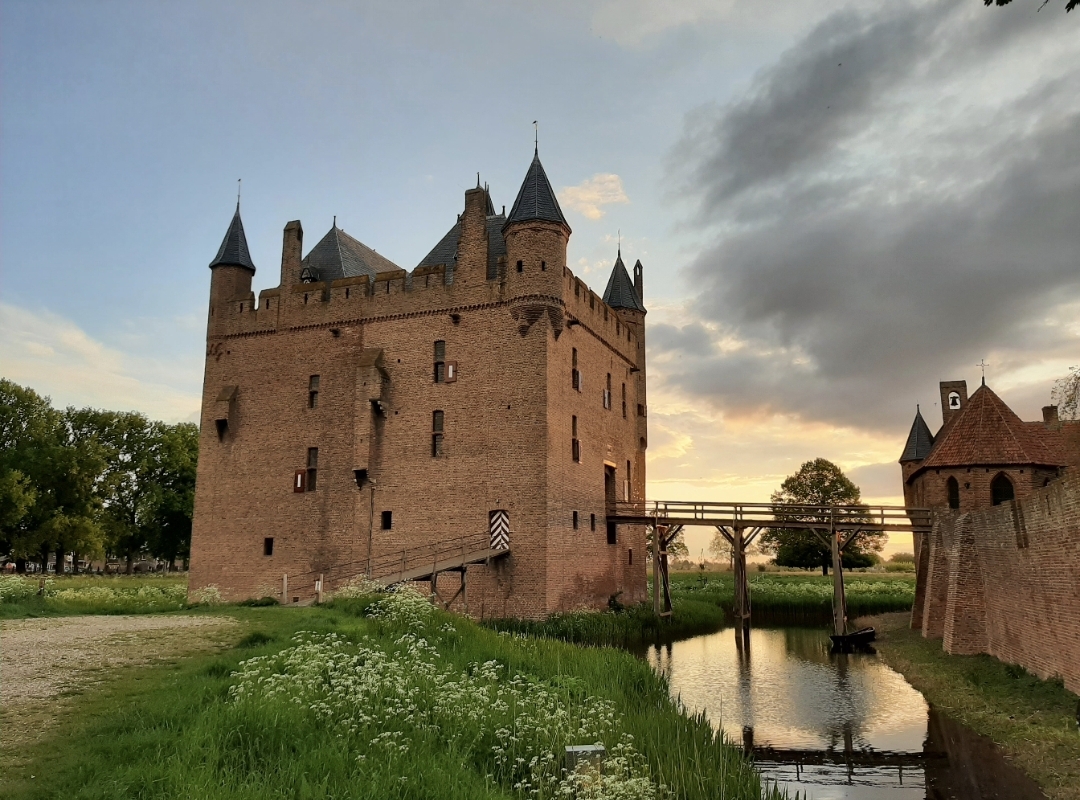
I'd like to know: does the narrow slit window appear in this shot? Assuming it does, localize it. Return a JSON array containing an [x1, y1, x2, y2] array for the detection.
[[571, 348, 581, 391], [573, 510, 579, 529], [432, 410, 444, 457], [306, 447, 318, 492], [628, 549, 633, 565], [381, 510, 393, 530], [308, 375, 320, 409], [603, 374, 612, 410], [541, 260, 546, 271], [572, 415, 581, 463], [516, 260, 523, 273], [434, 340, 446, 383], [590, 513, 596, 531], [263, 537, 274, 556], [621, 383, 627, 417]]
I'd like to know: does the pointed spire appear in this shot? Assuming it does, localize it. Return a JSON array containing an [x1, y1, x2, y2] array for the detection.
[[209, 202, 256, 271], [899, 406, 935, 463], [602, 249, 646, 313], [504, 148, 570, 233]]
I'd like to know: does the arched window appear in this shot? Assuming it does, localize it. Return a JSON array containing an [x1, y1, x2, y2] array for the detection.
[[991, 472, 1014, 506], [946, 476, 960, 510]]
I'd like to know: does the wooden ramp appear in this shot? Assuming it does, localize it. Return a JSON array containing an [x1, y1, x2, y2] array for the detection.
[[374, 546, 510, 588]]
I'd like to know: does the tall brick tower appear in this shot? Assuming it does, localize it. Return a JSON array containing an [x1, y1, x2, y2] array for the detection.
[[189, 149, 648, 618]]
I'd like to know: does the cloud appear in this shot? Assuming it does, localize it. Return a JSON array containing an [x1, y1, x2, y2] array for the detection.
[[559, 173, 629, 220], [657, 1, 1080, 434], [0, 303, 201, 423]]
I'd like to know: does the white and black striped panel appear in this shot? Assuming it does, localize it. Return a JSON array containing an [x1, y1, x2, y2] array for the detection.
[[489, 510, 509, 550]]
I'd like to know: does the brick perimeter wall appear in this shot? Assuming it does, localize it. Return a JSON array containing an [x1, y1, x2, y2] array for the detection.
[[917, 472, 1080, 693]]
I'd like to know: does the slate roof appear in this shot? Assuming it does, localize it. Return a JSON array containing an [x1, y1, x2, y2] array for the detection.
[[301, 223, 400, 282], [417, 196, 507, 282], [209, 203, 256, 271], [504, 148, 570, 232], [899, 407, 935, 463], [918, 385, 1067, 470], [602, 251, 646, 312]]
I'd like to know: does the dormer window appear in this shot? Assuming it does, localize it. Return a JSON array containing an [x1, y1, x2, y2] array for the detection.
[[300, 266, 318, 283]]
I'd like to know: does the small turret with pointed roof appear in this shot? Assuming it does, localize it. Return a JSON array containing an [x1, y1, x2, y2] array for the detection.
[[209, 202, 256, 272], [900, 405, 935, 463], [603, 248, 646, 313], [502, 146, 571, 297]]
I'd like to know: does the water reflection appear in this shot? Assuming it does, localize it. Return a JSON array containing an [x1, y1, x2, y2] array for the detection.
[[640, 627, 1045, 799]]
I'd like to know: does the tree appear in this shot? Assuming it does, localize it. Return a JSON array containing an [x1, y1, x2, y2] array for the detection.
[[758, 458, 886, 575], [646, 526, 689, 562], [1051, 365, 1079, 421], [985, 0, 1077, 12], [144, 422, 199, 569]]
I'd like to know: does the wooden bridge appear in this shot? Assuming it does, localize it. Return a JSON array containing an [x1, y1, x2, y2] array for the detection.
[[608, 500, 933, 641]]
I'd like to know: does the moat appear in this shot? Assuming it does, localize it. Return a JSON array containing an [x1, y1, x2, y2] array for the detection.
[[638, 626, 1046, 799]]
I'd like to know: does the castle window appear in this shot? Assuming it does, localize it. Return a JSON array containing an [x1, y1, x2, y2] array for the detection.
[[575, 282, 580, 298], [432, 410, 444, 457], [516, 260, 523, 273], [541, 261, 546, 271], [590, 513, 596, 531], [607, 519, 617, 545], [304, 293, 309, 304], [306, 448, 318, 492], [625, 459, 631, 501], [637, 403, 645, 417], [603, 374, 612, 410], [591, 296, 595, 310], [621, 383, 627, 418], [628, 548, 633, 565], [946, 476, 959, 510], [434, 341, 446, 383], [573, 511, 579, 529], [345, 288, 350, 299], [616, 321, 621, 336], [571, 349, 581, 391], [572, 415, 581, 463], [239, 303, 243, 312], [381, 510, 393, 530], [308, 375, 320, 409], [263, 537, 274, 556], [266, 298, 270, 309], [991, 473, 1014, 506], [603, 306, 606, 320]]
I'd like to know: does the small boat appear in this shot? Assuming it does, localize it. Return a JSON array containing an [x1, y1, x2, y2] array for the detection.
[[830, 627, 876, 648]]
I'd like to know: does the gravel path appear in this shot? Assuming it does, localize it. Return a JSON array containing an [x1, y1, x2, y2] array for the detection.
[[1, 614, 238, 756]]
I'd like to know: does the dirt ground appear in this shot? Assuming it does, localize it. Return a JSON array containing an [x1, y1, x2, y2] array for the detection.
[[0, 614, 238, 761]]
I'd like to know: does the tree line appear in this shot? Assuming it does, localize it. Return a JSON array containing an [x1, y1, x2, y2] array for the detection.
[[0, 379, 198, 574]]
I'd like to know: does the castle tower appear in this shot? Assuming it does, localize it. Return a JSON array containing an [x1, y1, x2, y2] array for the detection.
[[207, 203, 256, 336], [502, 146, 570, 298], [898, 405, 935, 504]]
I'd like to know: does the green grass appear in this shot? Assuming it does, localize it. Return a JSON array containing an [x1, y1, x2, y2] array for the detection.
[[490, 571, 916, 646], [0, 574, 190, 618], [4, 594, 783, 800], [870, 613, 1080, 800]]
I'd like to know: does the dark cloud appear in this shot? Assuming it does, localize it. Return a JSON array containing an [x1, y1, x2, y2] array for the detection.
[[658, 1, 1080, 434]]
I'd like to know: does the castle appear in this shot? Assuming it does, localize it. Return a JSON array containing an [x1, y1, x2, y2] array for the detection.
[[899, 379, 1080, 691], [188, 149, 649, 618]]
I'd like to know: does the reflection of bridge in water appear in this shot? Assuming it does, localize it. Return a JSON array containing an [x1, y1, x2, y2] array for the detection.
[[609, 500, 934, 640]]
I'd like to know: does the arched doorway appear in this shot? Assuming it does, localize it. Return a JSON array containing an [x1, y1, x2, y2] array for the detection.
[[991, 472, 1014, 506], [946, 476, 960, 510]]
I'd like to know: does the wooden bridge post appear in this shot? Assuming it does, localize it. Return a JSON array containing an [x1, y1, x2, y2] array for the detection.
[[733, 524, 750, 647], [651, 515, 661, 617], [830, 514, 846, 637]]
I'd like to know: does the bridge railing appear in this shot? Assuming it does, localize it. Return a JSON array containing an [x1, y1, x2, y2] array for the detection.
[[608, 500, 933, 532]]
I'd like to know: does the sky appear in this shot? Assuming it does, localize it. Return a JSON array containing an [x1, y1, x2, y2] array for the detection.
[[2, 0, 1078, 558]]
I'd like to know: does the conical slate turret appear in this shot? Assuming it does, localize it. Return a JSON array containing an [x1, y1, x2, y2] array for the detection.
[[209, 203, 256, 271], [603, 250, 646, 312], [899, 406, 935, 463], [504, 147, 570, 233]]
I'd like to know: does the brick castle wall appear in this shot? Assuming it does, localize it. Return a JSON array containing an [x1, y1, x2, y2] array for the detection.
[[913, 471, 1080, 693], [190, 187, 648, 619]]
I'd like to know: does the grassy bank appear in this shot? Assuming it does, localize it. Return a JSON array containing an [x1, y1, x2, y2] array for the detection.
[[4, 592, 782, 800], [869, 613, 1080, 800], [0, 574, 191, 618], [490, 571, 916, 646]]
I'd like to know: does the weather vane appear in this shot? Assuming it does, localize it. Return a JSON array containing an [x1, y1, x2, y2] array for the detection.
[[237, 178, 241, 207], [977, 359, 988, 385], [533, 120, 538, 148]]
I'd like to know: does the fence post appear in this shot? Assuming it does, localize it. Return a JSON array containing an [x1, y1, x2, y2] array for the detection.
[[281, 573, 288, 605], [316, 574, 323, 604]]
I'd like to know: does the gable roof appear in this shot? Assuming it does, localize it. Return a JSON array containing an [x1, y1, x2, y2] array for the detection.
[[209, 203, 256, 271], [416, 206, 508, 282], [602, 251, 646, 312], [504, 147, 570, 232], [301, 223, 399, 282], [918, 384, 1067, 471], [899, 407, 935, 463]]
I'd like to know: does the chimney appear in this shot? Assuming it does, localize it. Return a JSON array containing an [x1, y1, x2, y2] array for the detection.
[[939, 380, 968, 427], [280, 220, 303, 287], [1043, 405, 1060, 425], [457, 187, 489, 280]]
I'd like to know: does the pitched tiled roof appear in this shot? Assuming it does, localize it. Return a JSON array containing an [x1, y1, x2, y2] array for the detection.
[[209, 203, 256, 271], [301, 223, 399, 282], [417, 205, 507, 282], [900, 407, 935, 462], [919, 385, 1067, 470], [504, 148, 570, 232], [602, 251, 646, 312]]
